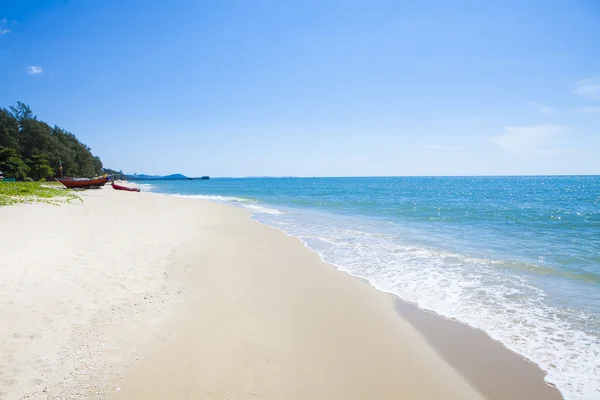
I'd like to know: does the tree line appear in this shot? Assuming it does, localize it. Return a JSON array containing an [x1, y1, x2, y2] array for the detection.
[[0, 102, 104, 180]]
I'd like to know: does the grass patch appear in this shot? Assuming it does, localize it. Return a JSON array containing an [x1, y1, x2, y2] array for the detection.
[[0, 182, 82, 207]]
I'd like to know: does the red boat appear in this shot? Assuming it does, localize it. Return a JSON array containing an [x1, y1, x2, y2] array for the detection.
[[112, 182, 140, 192], [56, 175, 109, 189]]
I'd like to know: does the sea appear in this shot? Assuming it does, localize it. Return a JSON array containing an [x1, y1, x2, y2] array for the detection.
[[143, 176, 599, 400]]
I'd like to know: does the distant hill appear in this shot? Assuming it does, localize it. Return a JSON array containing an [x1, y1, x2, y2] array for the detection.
[[162, 173, 188, 179], [123, 173, 189, 180]]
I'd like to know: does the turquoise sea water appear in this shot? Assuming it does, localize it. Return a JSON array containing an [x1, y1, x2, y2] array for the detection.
[[145, 176, 599, 400]]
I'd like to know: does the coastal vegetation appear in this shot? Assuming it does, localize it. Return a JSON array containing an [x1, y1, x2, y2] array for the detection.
[[102, 168, 126, 180], [0, 102, 103, 180], [0, 182, 81, 207]]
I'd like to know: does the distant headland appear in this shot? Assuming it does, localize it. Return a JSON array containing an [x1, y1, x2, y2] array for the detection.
[[103, 170, 209, 181]]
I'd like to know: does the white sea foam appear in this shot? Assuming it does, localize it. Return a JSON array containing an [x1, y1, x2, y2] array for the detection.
[[300, 236, 351, 247], [172, 194, 251, 203], [243, 204, 284, 215], [251, 210, 600, 400], [134, 183, 156, 192], [171, 194, 284, 215]]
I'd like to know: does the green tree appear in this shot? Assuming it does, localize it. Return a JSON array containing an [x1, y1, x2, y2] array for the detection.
[[1, 102, 107, 179], [27, 153, 54, 181], [0, 146, 30, 179], [18, 118, 57, 160], [9, 101, 34, 124], [51, 126, 103, 177], [0, 108, 20, 151]]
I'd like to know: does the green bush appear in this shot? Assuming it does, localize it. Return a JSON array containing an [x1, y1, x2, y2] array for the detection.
[[0, 146, 30, 179]]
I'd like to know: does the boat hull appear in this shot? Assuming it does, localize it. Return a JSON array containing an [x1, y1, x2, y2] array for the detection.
[[57, 175, 109, 189], [112, 183, 140, 192]]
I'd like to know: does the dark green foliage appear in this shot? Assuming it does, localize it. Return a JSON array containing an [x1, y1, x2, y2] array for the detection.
[[0, 102, 104, 179], [0, 146, 30, 179], [27, 153, 55, 181], [0, 108, 20, 150], [9, 101, 34, 122], [18, 118, 57, 159]]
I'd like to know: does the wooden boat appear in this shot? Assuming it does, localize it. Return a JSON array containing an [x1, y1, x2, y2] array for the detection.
[[56, 175, 109, 189], [112, 182, 140, 192]]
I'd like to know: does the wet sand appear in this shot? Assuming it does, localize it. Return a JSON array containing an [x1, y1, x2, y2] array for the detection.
[[394, 299, 562, 399]]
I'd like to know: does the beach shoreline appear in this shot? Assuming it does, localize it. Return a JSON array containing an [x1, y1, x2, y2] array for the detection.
[[233, 200, 563, 400], [248, 207, 563, 398], [0, 188, 562, 399]]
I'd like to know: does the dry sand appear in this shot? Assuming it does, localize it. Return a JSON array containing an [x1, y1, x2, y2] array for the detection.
[[0, 187, 562, 399], [0, 189, 197, 399]]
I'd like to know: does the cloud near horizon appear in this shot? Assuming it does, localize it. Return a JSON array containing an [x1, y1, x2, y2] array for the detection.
[[26, 65, 43, 75], [573, 77, 600, 100], [488, 125, 564, 151]]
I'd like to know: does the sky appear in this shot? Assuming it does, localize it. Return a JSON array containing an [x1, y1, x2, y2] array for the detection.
[[0, 0, 599, 177]]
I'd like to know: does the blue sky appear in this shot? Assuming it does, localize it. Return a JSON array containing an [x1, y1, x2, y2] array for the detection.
[[1, 0, 599, 177]]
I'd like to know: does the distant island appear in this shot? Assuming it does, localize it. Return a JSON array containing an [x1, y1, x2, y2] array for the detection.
[[103, 170, 209, 181], [126, 173, 189, 180]]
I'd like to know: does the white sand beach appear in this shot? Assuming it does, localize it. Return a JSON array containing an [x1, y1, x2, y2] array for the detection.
[[0, 188, 562, 399]]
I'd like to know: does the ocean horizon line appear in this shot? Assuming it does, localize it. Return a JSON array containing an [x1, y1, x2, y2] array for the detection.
[[193, 174, 600, 179]]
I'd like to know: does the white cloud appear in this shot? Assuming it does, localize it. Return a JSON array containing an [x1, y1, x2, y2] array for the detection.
[[0, 18, 9, 35], [528, 101, 554, 115], [571, 106, 600, 114], [489, 125, 564, 151], [26, 65, 43, 75], [573, 77, 600, 99]]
